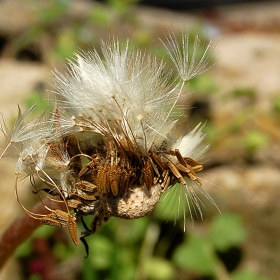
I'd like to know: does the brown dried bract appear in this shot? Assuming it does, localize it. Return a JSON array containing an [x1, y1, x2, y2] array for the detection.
[[17, 133, 204, 250]]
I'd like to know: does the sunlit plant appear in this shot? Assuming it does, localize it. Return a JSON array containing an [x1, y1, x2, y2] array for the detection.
[[0, 31, 217, 258]]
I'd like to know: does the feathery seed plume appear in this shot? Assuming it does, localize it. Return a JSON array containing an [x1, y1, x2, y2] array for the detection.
[[0, 31, 217, 253]]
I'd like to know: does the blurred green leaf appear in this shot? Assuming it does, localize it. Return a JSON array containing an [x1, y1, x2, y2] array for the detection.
[[89, 7, 112, 27], [231, 88, 255, 99], [189, 75, 218, 94], [16, 225, 56, 257], [53, 242, 75, 260], [231, 269, 273, 280], [111, 247, 136, 280], [244, 130, 269, 153], [53, 29, 79, 59], [33, 224, 57, 238], [115, 218, 149, 244], [273, 95, 280, 112], [37, 0, 70, 24], [14, 26, 43, 50], [154, 184, 187, 223], [173, 234, 218, 275], [204, 122, 218, 142], [88, 234, 114, 269], [208, 213, 247, 251], [106, 0, 138, 16], [82, 255, 98, 280], [16, 238, 33, 258], [29, 274, 42, 280], [143, 257, 175, 280], [25, 92, 50, 115], [131, 30, 152, 47]]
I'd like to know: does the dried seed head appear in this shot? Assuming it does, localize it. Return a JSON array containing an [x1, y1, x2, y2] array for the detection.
[[0, 31, 218, 249]]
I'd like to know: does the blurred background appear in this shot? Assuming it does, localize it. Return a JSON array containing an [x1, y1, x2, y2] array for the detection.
[[0, 0, 280, 279]]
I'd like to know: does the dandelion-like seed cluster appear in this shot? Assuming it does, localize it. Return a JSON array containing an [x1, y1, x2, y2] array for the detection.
[[0, 32, 217, 250]]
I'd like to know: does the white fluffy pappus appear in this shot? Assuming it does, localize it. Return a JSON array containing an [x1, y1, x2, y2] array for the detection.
[[52, 40, 182, 153], [0, 31, 218, 235]]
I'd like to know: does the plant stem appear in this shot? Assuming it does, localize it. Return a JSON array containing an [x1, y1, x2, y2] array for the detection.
[[0, 198, 66, 269]]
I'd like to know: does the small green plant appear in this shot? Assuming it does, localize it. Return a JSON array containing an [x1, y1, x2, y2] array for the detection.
[[173, 213, 247, 278], [15, 211, 274, 280]]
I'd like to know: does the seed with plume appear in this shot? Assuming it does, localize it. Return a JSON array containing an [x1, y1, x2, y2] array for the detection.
[[0, 31, 218, 248]]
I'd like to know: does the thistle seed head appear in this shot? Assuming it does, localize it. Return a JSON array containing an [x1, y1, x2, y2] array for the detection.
[[0, 31, 218, 249]]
